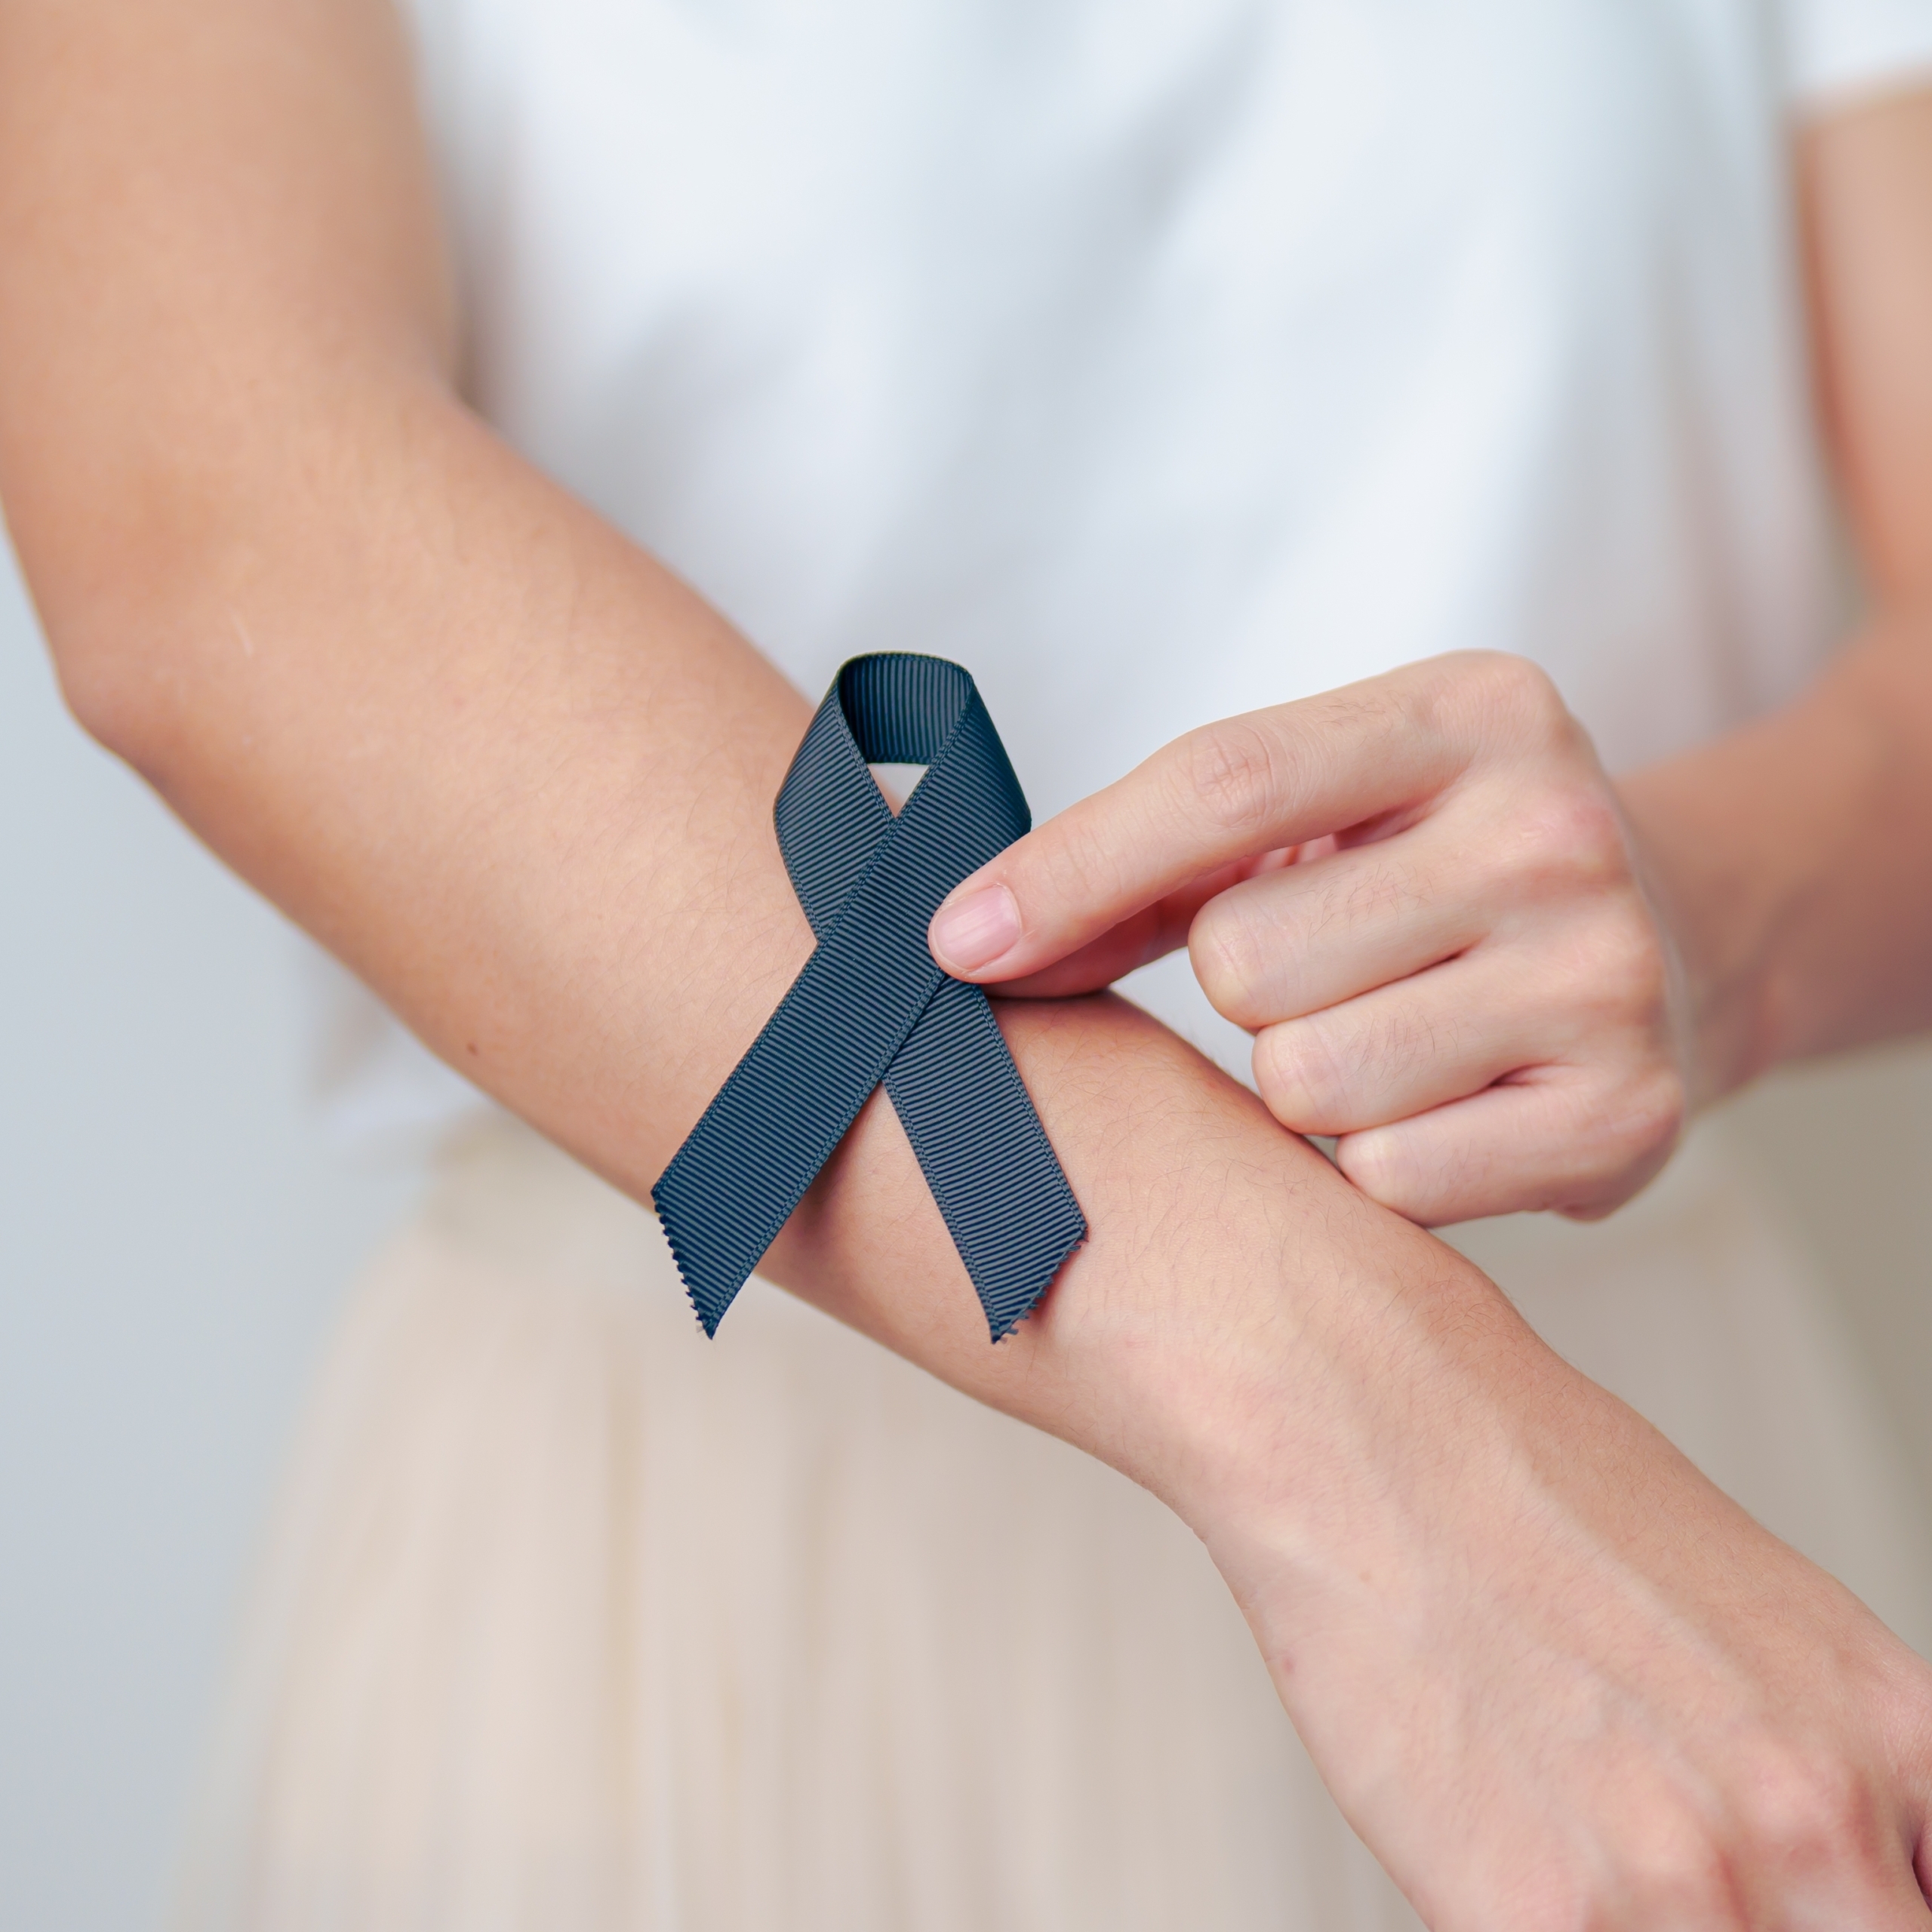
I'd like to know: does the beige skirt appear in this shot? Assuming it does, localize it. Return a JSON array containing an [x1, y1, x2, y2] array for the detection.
[[172, 1114, 1932, 1932]]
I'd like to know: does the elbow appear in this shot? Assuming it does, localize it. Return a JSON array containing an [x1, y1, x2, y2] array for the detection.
[[56, 615, 220, 798], [48, 622, 168, 772], [9, 497, 211, 783]]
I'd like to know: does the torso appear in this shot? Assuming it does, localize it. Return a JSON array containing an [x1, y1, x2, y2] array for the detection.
[[342, 0, 1842, 1106], [409, 0, 1837, 811]]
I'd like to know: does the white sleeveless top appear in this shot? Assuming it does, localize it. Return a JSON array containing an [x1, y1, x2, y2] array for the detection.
[[308, 0, 1932, 1148]]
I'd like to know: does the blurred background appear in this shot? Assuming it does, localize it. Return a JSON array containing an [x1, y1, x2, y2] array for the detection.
[[4, 525, 1930, 1932], [0, 540, 415, 1931]]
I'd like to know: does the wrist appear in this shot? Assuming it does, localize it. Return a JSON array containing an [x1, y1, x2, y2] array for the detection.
[[1615, 770, 1779, 1107], [766, 989, 1481, 1531], [1614, 620, 1932, 1101], [1163, 1232, 1535, 1669]]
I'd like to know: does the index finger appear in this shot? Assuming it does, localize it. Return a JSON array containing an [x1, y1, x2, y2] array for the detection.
[[927, 657, 1494, 983]]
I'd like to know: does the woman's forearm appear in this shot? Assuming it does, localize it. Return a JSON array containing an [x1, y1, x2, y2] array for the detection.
[[4, 341, 1478, 1515], [1617, 92, 1932, 1107], [1618, 609, 1932, 1103], [1623, 91, 1932, 1103], [0, 0, 1492, 1554]]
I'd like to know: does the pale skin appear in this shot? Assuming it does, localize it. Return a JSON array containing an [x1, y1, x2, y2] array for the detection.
[[930, 90, 1932, 1234], [1, 5, 1929, 1927]]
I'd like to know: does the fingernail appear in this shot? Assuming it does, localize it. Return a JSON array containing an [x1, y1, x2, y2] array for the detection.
[[929, 883, 1021, 974]]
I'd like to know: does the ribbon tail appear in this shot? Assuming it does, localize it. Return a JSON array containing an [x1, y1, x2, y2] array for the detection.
[[654, 930, 946, 1337], [884, 977, 1087, 1340]]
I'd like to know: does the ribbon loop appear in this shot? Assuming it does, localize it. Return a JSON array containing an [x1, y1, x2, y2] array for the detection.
[[654, 654, 1087, 1340]]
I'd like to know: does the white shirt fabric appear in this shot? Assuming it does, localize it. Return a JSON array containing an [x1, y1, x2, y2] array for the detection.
[[309, 0, 1932, 1150]]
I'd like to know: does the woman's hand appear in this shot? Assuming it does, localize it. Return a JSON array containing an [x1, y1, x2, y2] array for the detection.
[[804, 1002, 1932, 1931], [1189, 1264, 1932, 1932], [929, 651, 1690, 1224]]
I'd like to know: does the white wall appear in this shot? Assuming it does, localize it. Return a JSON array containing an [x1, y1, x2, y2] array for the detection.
[[0, 546, 413, 1932], [2, 531, 1929, 1930]]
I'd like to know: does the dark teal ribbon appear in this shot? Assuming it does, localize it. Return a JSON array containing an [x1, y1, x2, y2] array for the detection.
[[654, 654, 1087, 1340]]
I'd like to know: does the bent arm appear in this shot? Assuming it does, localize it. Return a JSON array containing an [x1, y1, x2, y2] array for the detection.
[[1618, 85, 1932, 1100]]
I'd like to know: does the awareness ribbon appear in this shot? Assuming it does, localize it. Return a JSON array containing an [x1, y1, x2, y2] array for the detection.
[[654, 653, 1087, 1341]]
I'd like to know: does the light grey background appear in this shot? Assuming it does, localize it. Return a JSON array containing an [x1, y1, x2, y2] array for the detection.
[[3, 531, 1930, 1931], [0, 543, 415, 1932]]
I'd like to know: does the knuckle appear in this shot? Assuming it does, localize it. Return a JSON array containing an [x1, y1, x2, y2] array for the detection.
[[1497, 789, 1632, 898], [1254, 1020, 1352, 1129], [1464, 649, 1574, 744], [1179, 718, 1287, 840], [1609, 1063, 1687, 1164], [1733, 1745, 1872, 1872], [1258, 998, 1463, 1137], [1188, 895, 1272, 1023], [1341, 1113, 1505, 1226], [1586, 900, 1672, 1000], [1331, 1127, 1429, 1218], [1552, 910, 1678, 1062], [1539, 1066, 1684, 1221], [1535, 928, 1684, 1174], [1620, 1814, 1745, 1926]]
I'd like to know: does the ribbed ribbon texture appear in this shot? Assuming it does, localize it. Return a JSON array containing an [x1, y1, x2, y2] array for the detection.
[[654, 654, 1088, 1341]]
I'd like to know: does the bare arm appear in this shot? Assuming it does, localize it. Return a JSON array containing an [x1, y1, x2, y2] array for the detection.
[[1618, 86, 1932, 1094], [5, 8, 1932, 1926]]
